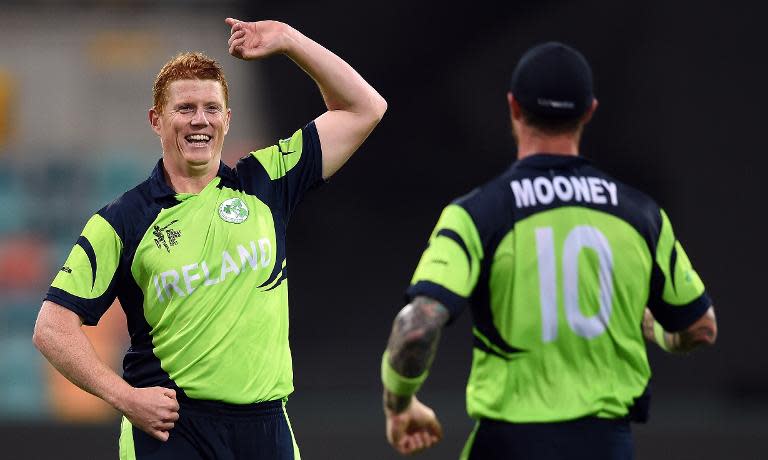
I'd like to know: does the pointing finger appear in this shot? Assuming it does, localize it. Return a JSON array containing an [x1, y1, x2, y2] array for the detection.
[[227, 19, 244, 35]]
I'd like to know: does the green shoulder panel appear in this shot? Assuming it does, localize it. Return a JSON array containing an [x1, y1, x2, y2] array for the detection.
[[656, 209, 706, 305], [51, 214, 123, 299], [251, 128, 304, 180], [410, 204, 483, 298]]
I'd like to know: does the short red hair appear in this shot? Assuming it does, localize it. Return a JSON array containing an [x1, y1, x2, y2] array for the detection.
[[153, 52, 229, 113]]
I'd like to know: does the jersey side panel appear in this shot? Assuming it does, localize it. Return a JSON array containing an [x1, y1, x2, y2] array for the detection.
[[98, 182, 180, 393]]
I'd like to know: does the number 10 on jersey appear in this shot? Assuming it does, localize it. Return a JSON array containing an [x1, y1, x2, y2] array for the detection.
[[535, 225, 614, 343]]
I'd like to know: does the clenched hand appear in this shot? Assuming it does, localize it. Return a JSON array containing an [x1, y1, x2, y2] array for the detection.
[[120, 387, 180, 442], [385, 396, 443, 455]]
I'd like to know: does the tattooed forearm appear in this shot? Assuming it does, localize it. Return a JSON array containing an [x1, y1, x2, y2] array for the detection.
[[383, 296, 450, 413], [386, 296, 450, 376], [384, 388, 412, 414]]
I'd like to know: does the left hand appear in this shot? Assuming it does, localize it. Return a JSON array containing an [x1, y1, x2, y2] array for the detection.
[[225, 18, 289, 60], [385, 396, 443, 455]]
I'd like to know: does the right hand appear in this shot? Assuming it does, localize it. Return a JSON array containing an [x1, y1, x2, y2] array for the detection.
[[385, 396, 443, 455], [225, 18, 289, 61], [120, 387, 180, 442]]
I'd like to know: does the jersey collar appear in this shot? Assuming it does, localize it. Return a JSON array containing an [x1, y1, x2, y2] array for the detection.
[[512, 153, 592, 170], [148, 158, 238, 200]]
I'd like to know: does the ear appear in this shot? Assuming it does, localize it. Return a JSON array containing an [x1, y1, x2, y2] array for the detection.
[[223, 108, 232, 136], [507, 92, 523, 121], [581, 98, 599, 125], [149, 108, 162, 136]]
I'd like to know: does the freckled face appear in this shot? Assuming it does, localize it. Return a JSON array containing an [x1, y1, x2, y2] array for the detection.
[[150, 79, 231, 172]]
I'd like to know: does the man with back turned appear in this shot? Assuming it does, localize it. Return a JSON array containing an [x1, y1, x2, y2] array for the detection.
[[379, 42, 716, 459]]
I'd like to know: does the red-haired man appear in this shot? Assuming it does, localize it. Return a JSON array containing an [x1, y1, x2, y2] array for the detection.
[[34, 18, 386, 459]]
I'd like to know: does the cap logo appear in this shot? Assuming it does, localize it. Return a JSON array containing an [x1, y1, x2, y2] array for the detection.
[[219, 197, 249, 224], [537, 98, 575, 109]]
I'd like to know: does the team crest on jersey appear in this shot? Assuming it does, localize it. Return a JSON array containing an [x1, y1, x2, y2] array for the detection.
[[219, 197, 249, 224]]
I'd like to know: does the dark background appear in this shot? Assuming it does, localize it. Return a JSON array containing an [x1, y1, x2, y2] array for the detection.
[[2, 1, 767, 458]]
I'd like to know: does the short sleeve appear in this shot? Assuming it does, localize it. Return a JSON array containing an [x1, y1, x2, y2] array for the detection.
[[237, 122, 324, 219], [45, 214, 123, 325], [647, 209, 712, 331], [406, 204, 484, 319]]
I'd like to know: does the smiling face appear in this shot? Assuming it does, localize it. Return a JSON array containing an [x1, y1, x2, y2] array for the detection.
[[149, 79, 231, 175]]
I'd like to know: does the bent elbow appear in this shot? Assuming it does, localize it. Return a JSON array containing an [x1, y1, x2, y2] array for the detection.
[[699, 306, 718, 347], [32, 303, 62, 353], [373, 94, 388, 122], [702, 322, 717, 347], [678, 307, 718, 352], [364, 93, 387, 128], [32, 321, 48, 352], [688, 324, 716, 351]]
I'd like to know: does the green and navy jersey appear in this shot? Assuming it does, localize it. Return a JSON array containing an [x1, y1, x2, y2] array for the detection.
[[407, 153, 711, 423], [46, 122, 323, 404]]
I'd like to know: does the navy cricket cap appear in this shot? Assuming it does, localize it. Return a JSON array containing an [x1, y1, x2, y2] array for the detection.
[[510, 42, 593, 119]]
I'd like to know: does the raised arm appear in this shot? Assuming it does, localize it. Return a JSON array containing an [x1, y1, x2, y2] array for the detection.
[[33, 301, 179, 441], [643, 306, 718, 353], [226, 18, 387, 179], [381, 296, 450, 455]]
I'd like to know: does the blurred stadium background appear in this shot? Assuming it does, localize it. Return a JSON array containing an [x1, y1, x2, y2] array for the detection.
[[0, 1, 765, 458]]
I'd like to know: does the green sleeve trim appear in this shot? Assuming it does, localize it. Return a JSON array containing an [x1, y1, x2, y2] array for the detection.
[[656, 210, 706, 306], [653, 321, 671, 352], [381, 351, 428, 397], [251, 128, 304, 180], [51, 214, 122, 299]]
